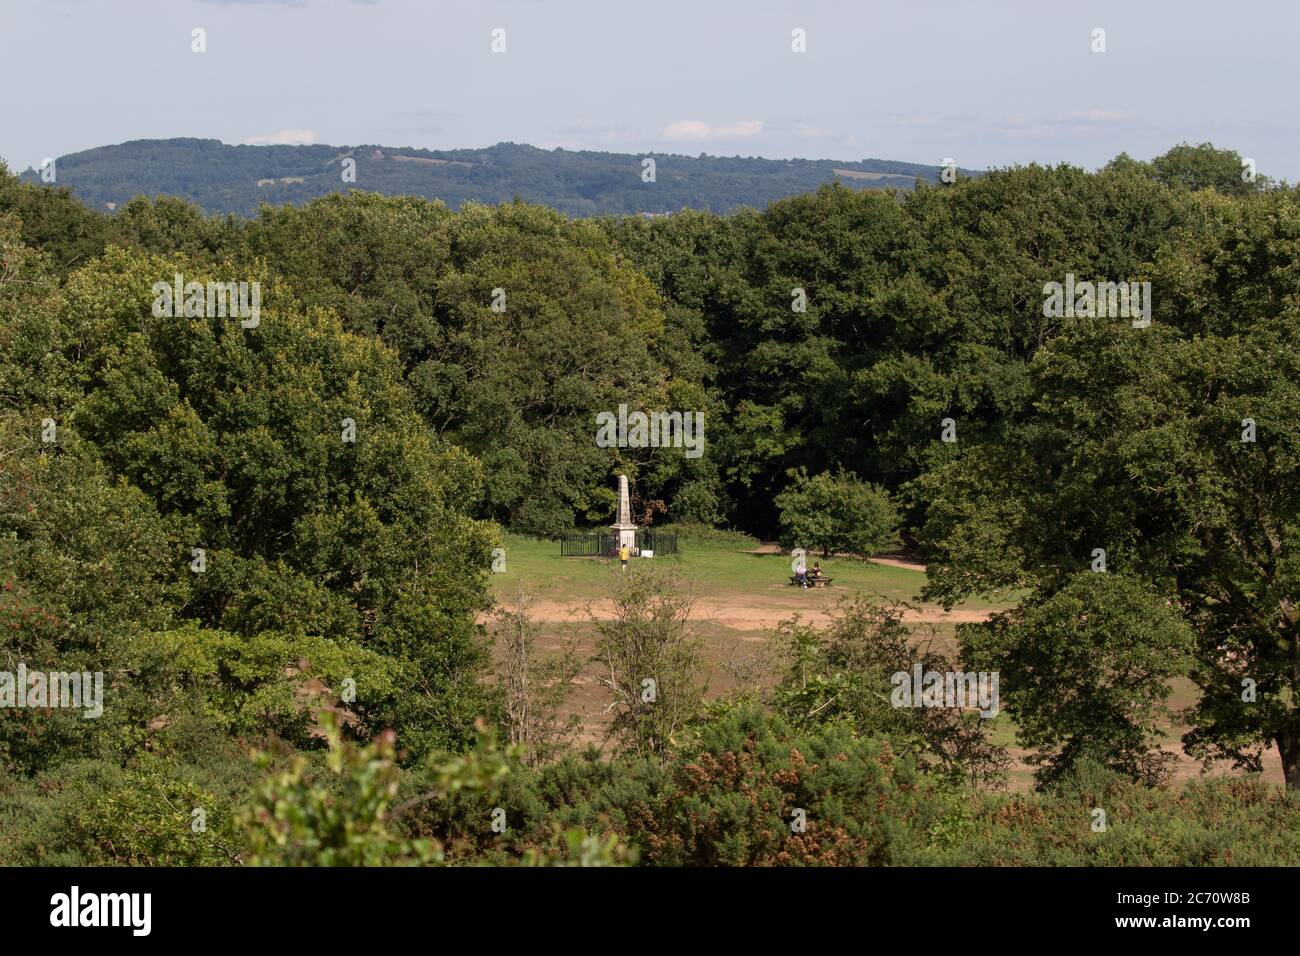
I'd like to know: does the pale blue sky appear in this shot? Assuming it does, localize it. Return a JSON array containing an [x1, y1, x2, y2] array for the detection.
[[2, 0, 1297, 178]]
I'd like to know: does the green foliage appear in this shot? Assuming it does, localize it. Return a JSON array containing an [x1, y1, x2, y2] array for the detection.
[[908, 761, 1300, 866], [13, 245, 499, 757], [59, 757, 239, 866], [0, 170, 111, 276], [962, 574, 1194, 786], [242, 716, 438, 866], [661, 520, 758, 548], [0, 419, 182, 774], [920, 190, 1300, 787], [640, 706, 942, 866], [1106, 142, 1272, 195], [772, 597, 1006, 786], [238, 194, 718, 535], [520, 827, 640, 867], [4, 145, 1300, 866], [248, 717, 638, 866], [591, 567, 708, 759], [775, 468, 899, 557], [120, 625, 399, 749], [0, 752, 251, 866], [404, 708, 946, 867]]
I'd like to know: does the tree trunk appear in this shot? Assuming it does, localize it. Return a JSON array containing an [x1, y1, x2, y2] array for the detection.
[[1277, 727, 1300, 791]]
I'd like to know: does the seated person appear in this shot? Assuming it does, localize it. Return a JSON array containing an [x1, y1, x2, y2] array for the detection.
[[794, 565, 809, 587], [810, 562, 824, 580]]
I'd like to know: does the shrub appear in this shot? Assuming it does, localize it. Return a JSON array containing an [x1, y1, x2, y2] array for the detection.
[[907, 761, 1300, 866], [775, 468, 899, 558], [773, 597, 1007, 787], [591, 567, 708, 759], [636, 707, 942, 866], [0, 755, 242, 866]]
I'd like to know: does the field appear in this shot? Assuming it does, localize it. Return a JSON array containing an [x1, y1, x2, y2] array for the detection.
[[487, 533, 1286, 790]]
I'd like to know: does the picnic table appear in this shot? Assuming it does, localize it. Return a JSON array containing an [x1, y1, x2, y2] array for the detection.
[[788, 575, 833, 589]]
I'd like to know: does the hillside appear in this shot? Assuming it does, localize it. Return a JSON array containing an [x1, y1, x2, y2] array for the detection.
[[14, 138, 977, 217]]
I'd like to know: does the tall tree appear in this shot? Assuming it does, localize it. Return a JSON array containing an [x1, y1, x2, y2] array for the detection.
[[922, 189, 1300, 788]]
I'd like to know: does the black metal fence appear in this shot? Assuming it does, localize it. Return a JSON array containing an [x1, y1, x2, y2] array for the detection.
[[560, 529, 679, 557]]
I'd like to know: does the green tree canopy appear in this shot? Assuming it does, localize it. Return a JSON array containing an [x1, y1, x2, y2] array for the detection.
[[775, 468, 898, 558]]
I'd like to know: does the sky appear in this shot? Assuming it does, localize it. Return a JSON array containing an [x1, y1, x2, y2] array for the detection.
[[2, 0, 1298, 178]]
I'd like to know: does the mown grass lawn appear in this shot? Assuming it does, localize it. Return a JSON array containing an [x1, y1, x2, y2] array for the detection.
[[489, 531, 1018, 611]]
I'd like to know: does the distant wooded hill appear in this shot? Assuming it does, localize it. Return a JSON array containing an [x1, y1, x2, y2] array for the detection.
[[15, 138, 978, 217]]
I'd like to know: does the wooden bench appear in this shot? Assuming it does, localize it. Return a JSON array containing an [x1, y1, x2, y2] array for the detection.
[[788, 576, 834, 588]]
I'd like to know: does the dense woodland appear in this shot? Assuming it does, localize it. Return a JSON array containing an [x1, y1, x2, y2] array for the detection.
[[1, 142, 1298, 865], [15, 138, 958, 219]]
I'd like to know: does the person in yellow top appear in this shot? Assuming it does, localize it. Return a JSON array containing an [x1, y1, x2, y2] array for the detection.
[[618, 544, 630, 571]]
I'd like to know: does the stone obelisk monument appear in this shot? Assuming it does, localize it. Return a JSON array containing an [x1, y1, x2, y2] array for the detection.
[[610, 474, 637, 555]]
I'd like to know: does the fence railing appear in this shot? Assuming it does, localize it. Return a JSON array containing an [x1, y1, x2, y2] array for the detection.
[[560, 530, 678, 557]]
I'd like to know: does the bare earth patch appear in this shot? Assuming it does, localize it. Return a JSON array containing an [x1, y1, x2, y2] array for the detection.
[[482, 546, 1286, 791], [518, 595, 987, 630]]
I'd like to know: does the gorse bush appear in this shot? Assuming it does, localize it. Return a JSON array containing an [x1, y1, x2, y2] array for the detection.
[[390, 708, 945, 867], [634, 707, 942, 866], [906, 761, 1300, 866], [0, 749, 253, 866]]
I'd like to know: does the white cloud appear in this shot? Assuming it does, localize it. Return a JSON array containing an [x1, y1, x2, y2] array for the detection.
[[793, 124, 835, 139], [662, 119, 763, 141], [244, 128, 320, 146], [1058, 109, 1133, 123], [555, 118, 637, 139], [989, 108, 1140, 142]]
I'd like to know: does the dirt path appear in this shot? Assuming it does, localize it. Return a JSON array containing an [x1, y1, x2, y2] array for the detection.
[[513, 595, 991, 630], [869, 556, 928, 572], [742, 543, 928, 573]]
